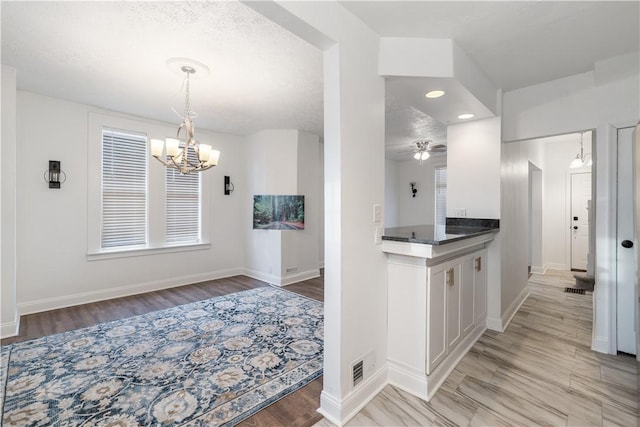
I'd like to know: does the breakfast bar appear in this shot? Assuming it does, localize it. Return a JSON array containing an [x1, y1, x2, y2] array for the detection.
[[381, 219, 499, 401]]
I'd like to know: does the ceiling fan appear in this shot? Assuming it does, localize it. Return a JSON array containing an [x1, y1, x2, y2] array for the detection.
[[404, 140, 447, 164]]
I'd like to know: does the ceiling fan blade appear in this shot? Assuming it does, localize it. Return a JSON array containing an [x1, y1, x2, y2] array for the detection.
[[427, 143, 447, 152]]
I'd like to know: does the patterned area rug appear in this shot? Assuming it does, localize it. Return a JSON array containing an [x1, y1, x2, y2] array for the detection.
[[1, 287, 323, 426]]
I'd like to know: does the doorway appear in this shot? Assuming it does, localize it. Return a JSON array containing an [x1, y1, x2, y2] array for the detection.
[[616, 126, 637, 355], [570, 172, 591, 271]]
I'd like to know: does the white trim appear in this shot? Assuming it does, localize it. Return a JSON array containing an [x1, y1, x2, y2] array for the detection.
[[502, 287, 530, 331], [16, 267, 243, 316], [317, 366, 388, 427], [281, 269, 321, 286], [485, 316, 503, 332], [243, 268, 320, 287], [1, 318, 19, 339], [530, 265, 546, 275], [242, 268, 282, 286], [544, 262, 569, 271], [87, 243, 211, 261], [591, 335, 609, 354]]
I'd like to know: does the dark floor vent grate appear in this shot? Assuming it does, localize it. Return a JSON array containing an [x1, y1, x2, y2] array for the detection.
[[353, 360, 363, 387], [564, 287, 586, 295]]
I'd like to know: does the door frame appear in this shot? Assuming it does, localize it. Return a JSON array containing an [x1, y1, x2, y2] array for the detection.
[[607, 122, 639, 355]]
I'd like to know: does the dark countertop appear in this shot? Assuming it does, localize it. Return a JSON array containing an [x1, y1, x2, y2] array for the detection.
[[383, 220, 499, 246]]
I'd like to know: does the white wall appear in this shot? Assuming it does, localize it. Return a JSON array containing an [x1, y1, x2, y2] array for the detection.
[[502, 52, 639, 354], [14, 91, 246, 315], [1, 65, 18, 336], [244, 129, 321, 285], [248, 3, 388, 424], [390, 157, 446, 227], [500, 140, 532, 327], [447, 117, 501, 219], [384, 159, 398, 228]]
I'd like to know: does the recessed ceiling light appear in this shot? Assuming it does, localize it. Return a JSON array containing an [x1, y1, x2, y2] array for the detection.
[[425, 90, 445, 98], [458, 113, 474, 120]]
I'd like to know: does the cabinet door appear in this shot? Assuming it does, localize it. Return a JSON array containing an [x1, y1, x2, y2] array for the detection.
[[473, 251, 488, 324], [426, 265, 447, 374], [461, 255, 475, 335], [446, 262, 461, 349]]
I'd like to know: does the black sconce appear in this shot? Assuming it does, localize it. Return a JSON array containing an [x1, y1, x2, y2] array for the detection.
[[45, 160, 65, 189], [410, 182, 417, 198], [224, 175, 234, 195]]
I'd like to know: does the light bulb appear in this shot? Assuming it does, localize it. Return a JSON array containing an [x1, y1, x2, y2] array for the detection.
[[421, 151, 430, 160]]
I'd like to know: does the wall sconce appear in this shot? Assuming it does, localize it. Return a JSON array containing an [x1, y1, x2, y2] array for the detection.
[[410, 182, 417, 198], [44, 160, 66, 189], [224, 175, 234, 195]]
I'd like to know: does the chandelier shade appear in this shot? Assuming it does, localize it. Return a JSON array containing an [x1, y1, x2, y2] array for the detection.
[[151, 65, 220, 174]]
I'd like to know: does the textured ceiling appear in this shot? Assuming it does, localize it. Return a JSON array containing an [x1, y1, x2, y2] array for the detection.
[[1, 1, 324, 136], [341, 1, 640, 91], [3, 1, 638, 162]]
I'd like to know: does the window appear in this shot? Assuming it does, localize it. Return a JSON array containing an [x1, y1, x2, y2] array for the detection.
[[101, 128, 148, 249], [166, 146, 201, 245], [435, 166, 447, 226], [88, 113, 210, 259]]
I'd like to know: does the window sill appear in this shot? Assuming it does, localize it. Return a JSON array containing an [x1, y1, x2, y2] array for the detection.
[[87, 242, 211, 261]]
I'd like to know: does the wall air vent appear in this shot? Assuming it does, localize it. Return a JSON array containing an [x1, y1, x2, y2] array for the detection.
[[353, 360, 364, 387]]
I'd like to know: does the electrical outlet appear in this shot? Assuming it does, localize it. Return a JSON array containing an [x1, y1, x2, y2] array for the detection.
[[374, 226, 383, 244], [454, 208, 467, 218]]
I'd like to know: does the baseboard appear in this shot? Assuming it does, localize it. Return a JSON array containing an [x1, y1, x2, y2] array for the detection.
[[501, 286, 530, 332], [317, 365, 388, 426], [17, 267, 244, 316], [486, 316, 503, 332], [591, 336, 609, 354], [281, 269, 321, 286], [1, 317, 20, 339], [388, 322, 486, 401], [544, 263, 568, 271], [243, 268, 320, 287], [530, 265, 546, 275], [242, 268, 282, 286]]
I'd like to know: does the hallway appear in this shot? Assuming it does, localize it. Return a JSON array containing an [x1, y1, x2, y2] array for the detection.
[[316, 271, 638, 426]]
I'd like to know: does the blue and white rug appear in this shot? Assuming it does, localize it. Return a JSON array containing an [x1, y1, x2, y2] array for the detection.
[[1, 287, 323, 426]]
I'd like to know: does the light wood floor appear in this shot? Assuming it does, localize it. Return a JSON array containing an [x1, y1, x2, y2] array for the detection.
[[315, 272, 639, 427]]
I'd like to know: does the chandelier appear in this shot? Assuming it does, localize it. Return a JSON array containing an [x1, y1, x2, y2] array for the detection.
[[150, 65, 220, 174], [569, 132, 592, 169]]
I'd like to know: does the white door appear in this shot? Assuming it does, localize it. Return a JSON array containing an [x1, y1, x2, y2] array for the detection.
[[571, 173, 591, 271], [616, 126, 637, 355]]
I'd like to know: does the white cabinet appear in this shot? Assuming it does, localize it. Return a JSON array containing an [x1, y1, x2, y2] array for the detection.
[[386, 242, 491, 401], [425, 252, 486, 374]]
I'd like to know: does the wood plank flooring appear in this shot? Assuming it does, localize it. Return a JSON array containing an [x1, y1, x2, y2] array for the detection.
[[315, 270, 639, 427], [5, 270, 638, 426], [1, 273, 325, 427]]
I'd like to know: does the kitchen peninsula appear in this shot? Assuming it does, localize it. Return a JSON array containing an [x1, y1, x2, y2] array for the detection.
[[382, 219, 499, 401]]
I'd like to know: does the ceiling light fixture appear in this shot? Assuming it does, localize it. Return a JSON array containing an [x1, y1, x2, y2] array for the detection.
[[413, 140, 431, 165], [150, 65, 219, 174], [425, 90, 445, 98], [570, 132, 591, 168], [458, 113, 474, 120]]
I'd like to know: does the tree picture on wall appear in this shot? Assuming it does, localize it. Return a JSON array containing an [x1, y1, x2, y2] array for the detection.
[[253, 195, 305, 230]]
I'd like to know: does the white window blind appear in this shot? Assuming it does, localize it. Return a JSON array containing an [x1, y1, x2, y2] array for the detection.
[[435, 166, 447, 226], [166, 146, 201, 244], [101, 128, 148, 249]]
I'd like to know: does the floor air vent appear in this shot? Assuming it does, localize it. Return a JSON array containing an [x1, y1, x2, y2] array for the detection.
[[352, 360, 364, 386], [564, 287, 586, 295]]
